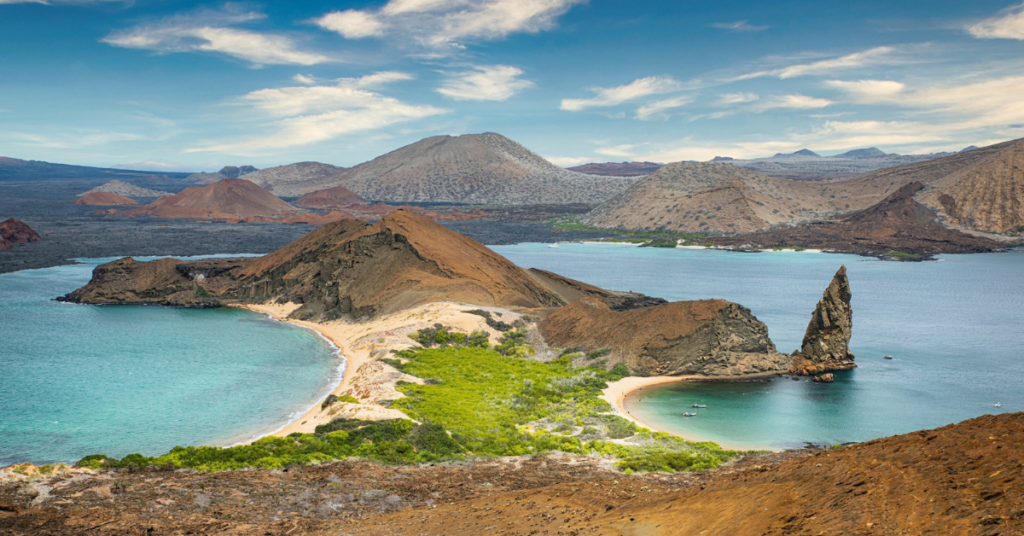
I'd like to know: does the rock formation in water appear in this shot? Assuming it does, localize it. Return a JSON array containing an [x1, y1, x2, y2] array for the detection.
[[538, 297, 791, 376], [0, 218, 42, 246], [74, 192, 139, 206], [790, 266, 855, 375]]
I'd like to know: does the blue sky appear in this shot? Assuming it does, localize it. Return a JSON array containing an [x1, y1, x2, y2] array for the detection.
[[2, 0, 1024, 171]]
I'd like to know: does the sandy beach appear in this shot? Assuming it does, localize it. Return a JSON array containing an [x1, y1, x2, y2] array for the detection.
[[240, 302, 524, 438]]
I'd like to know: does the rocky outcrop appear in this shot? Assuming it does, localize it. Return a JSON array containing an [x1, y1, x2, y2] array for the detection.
[[790, 266, 855, 375], [74, 192, 139, 206], [0, 218, 42, 245], [538, 297, 791, 377]]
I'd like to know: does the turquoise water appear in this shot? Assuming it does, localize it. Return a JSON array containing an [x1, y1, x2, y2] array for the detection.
[[0, 257, 342, 466], [493, 244, 1024, 450]]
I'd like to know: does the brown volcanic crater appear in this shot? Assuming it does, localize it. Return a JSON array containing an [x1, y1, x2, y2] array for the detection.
[[124, 178, 301, 222], [0, 218, 42, 247], [73, 192, 138, 206], [294, 185, 366, 210]]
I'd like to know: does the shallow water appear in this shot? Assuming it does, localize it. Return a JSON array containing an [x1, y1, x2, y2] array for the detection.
[[0, 257, 342, 466], [493, 244, 1024, 450]]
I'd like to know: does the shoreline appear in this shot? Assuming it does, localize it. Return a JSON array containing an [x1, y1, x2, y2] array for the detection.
[[235, 302, 520, 440], [601, 372, 784, 452]]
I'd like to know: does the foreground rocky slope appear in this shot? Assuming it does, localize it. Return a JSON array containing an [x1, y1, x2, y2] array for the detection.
[[4, 412, 1021, 535], [709, 182, 1006, 258], [330, 133, 637, 205]]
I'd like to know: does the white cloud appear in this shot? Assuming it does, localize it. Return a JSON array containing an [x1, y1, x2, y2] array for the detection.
[[103, 7, 330, 66], [560, 76, 682, 112], [718, 92, 759, 104], [314, 0, 586, 49], [189, 73, 445, 154], [753, 94, 832, 111], [546, 155, 592, 167], [315, 10, 387, 39], [437, 65, 533, 101], [825, 79, 905, 99], [733, 46, 897, 81], [968, 2, 1024, 40], [595, 144, 637, 158], [293, 74, 317, 85], [710, 20, 768, 32], [636, 95, 691, 120]]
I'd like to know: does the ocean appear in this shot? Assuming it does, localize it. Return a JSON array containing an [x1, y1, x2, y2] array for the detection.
[[493, 243, 1024, 450], [0, 257, 342, 466]]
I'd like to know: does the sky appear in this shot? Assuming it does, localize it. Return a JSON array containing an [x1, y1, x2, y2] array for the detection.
[[1, 0, 1024, 171]]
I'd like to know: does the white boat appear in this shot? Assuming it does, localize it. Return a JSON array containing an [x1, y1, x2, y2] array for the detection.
[[995, 402, 1002, 408], [548, 243, 560, 248], [883, 355, 893, 360], [682, 412, 697, 417], [692, 404, 706, 408]]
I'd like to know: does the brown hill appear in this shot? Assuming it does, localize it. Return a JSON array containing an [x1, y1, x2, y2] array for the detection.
[[538, 296, 790, 376], [709, 182, 1006, 258], [0, 218, 41, 245], [330, 133, 637, 205], [295, 186, 366, 210], [61, 211, 601, 320], [73, 192, 138, 206], [124, 179, 301, 222], [241, 161, 348, 196], [585, 137, 1024, 237], [566, 161, 663, 176], [348, 411, 1024, 535]]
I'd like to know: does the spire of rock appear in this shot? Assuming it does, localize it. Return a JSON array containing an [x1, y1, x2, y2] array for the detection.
[[791, 266, 855, 375]]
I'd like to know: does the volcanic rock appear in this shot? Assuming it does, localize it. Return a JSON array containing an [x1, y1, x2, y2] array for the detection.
[[241, 162, 349, 196], [73, 192, 138, 206], [123, 179, 302, 222], [295, 186, 366, 210], [0, 218, 42, 244], [538, 297, 791, 376], [790, 266, 855, 375]]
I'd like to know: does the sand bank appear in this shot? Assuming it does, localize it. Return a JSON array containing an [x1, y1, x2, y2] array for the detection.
[[240, 302, 523, 437]]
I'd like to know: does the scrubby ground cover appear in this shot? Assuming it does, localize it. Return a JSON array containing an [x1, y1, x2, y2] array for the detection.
[[75, 327, 740, 474]]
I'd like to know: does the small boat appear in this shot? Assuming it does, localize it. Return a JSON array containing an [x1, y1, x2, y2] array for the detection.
[[883, 355, 893, 360], [682, 412, 697, 417], [692, 404, 706, 408], [995, 402, 1002, 408], [548, 243, 560, 248]]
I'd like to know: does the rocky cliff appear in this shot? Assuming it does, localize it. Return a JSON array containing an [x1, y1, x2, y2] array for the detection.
[[790, 266, 855, 375], [538, 297, 791, 376]]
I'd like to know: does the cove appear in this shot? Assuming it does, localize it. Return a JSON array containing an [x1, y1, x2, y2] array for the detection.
[[493, 244, 1024, 450], [0, 257, 342, 466]]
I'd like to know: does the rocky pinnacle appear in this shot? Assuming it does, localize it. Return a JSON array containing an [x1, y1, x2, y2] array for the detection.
[[791, 265, 855, 375]]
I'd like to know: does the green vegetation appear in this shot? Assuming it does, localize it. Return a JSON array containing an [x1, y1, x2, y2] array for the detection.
[[76, 328, 739, 474], [552, 216, 704, 242], [639, 237, 679, 248], [885, 250, 921, 260], [322, 393, 360, 409]]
